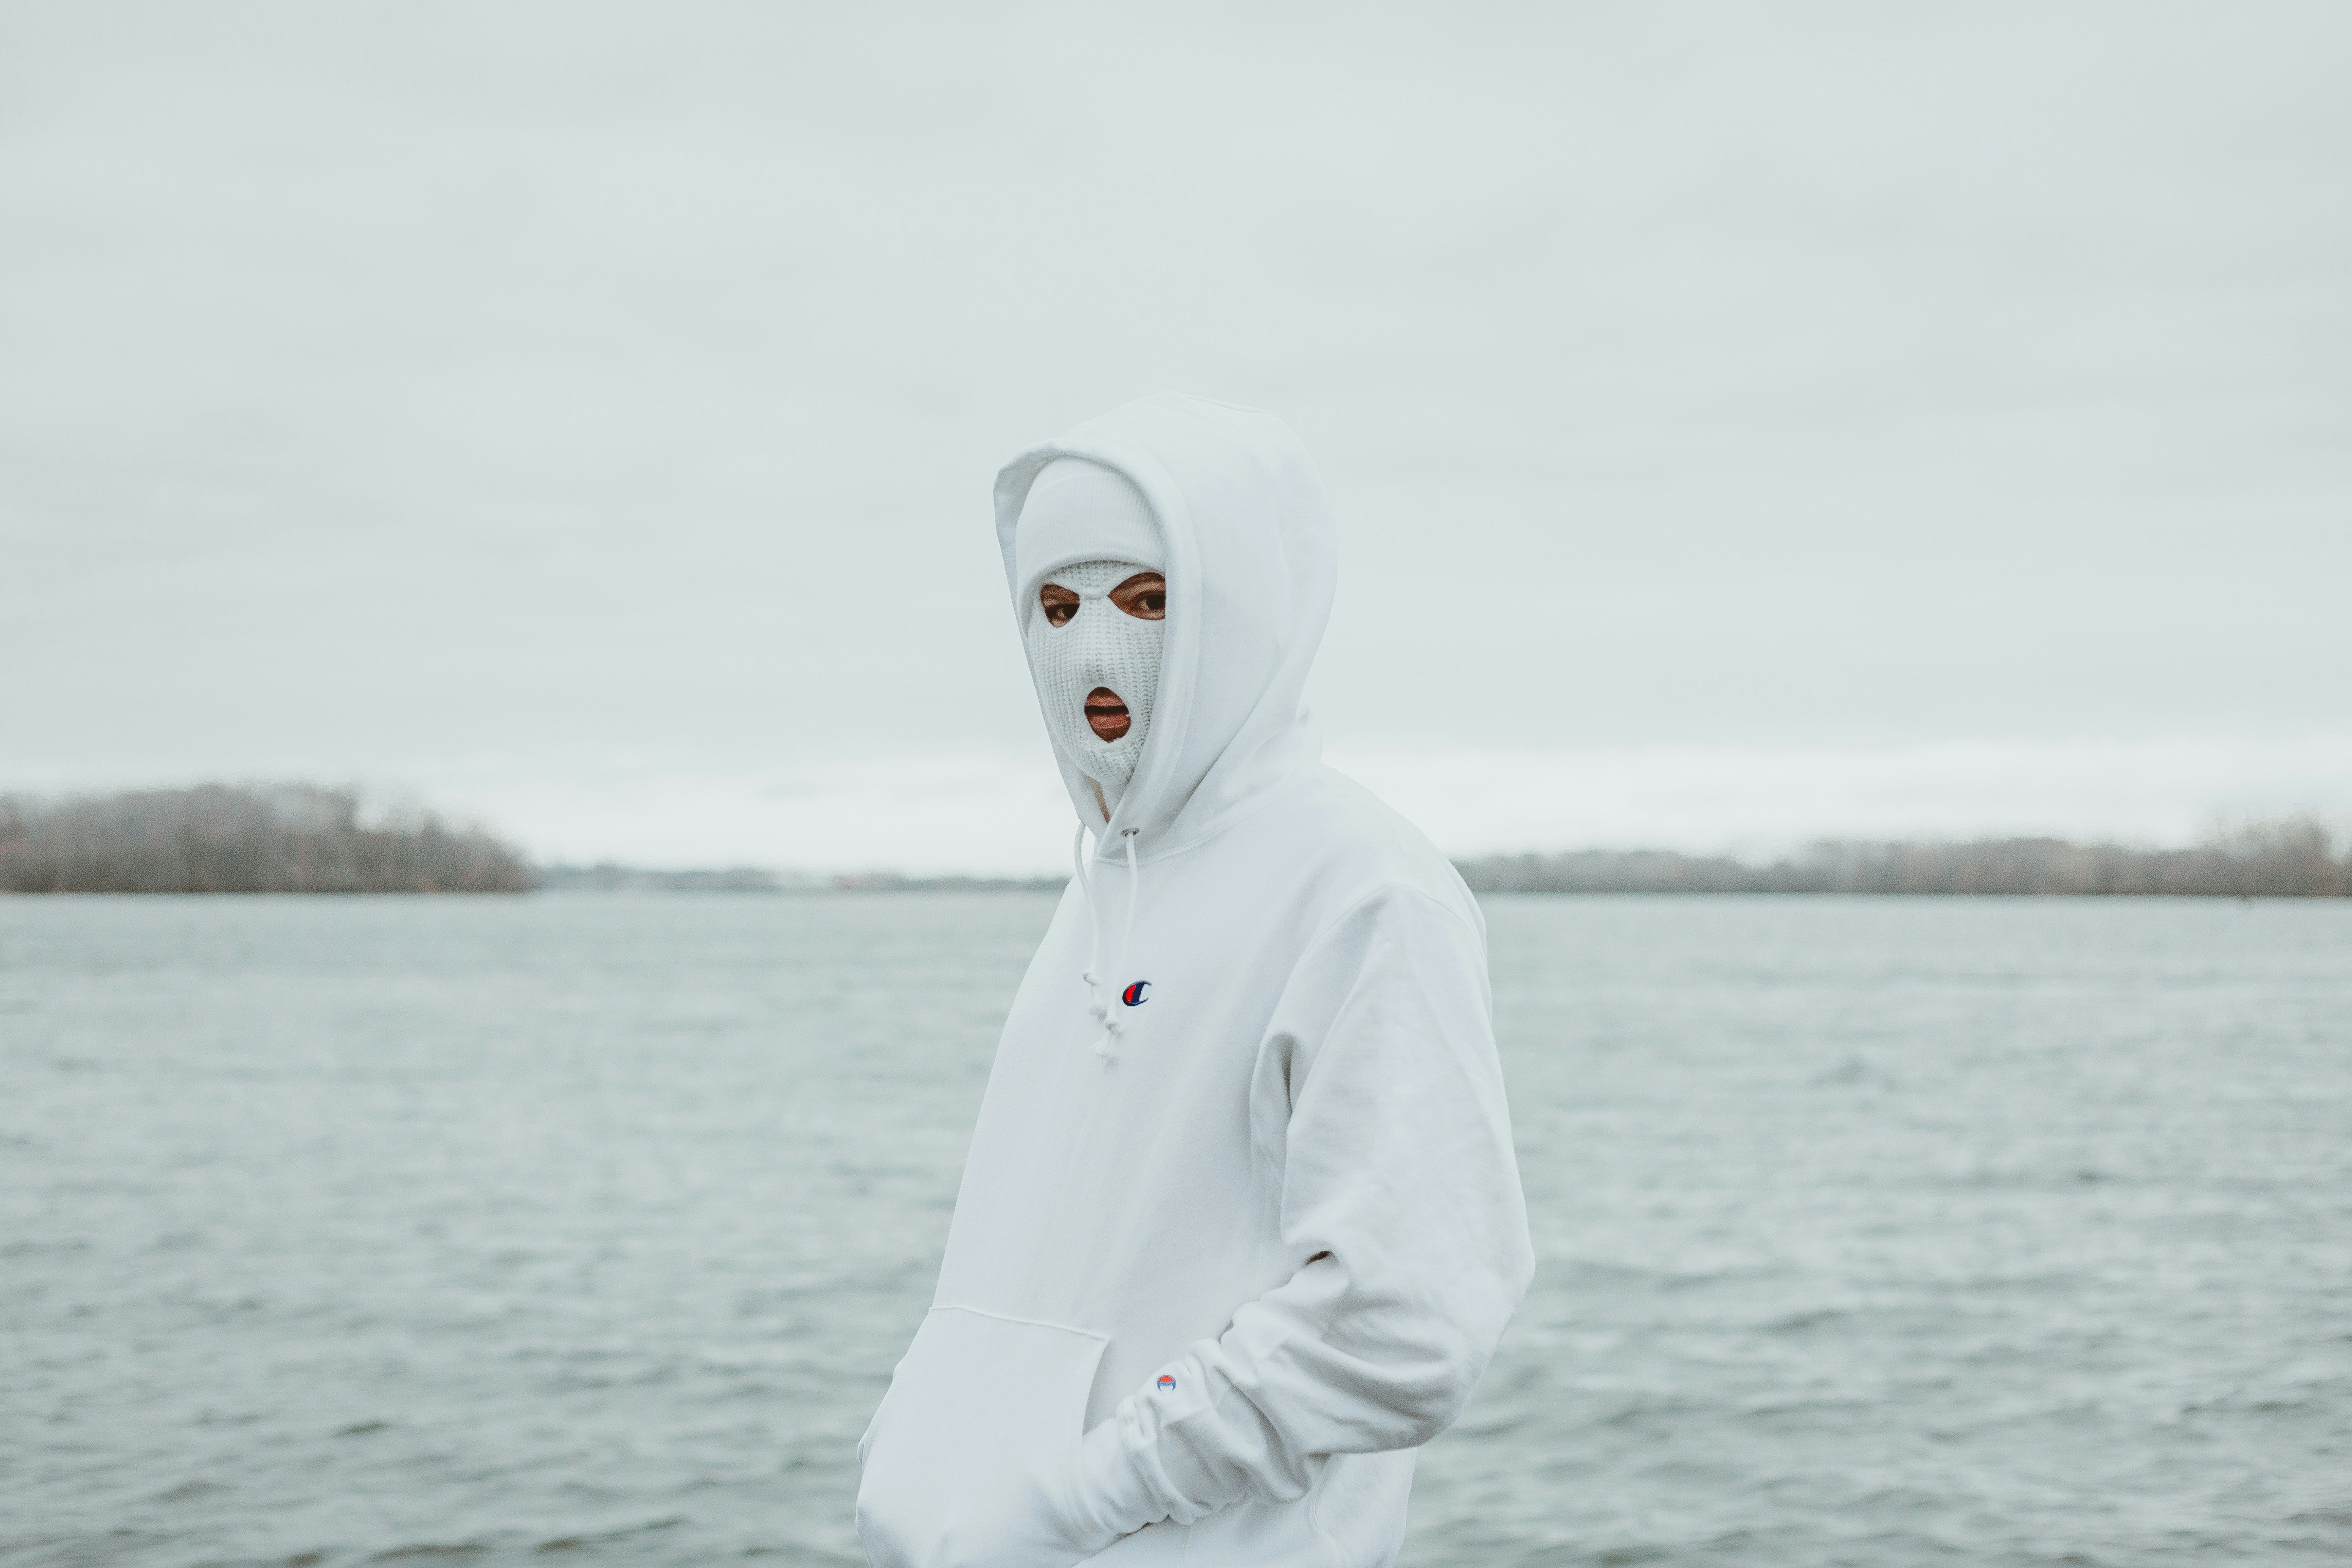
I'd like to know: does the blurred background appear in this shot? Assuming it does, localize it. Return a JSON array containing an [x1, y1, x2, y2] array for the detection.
[[5, 5, 2350, 1568]]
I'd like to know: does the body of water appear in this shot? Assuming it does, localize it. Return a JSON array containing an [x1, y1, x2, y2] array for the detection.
[[5, 894, 2349, 1565]]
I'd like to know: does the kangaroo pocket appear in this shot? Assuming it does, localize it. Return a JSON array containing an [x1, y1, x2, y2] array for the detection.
[[858, 1306, 1112, 1568]]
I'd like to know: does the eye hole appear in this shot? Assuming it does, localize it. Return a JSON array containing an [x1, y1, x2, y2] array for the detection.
[[1040, 585, 1080, 627], [1110, 572, 1166, 622]]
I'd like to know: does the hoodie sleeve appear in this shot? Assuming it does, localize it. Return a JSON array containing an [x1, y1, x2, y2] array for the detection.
[[1068, 883, 1536, 1535]]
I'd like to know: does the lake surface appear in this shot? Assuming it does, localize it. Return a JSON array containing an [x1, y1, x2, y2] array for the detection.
[[5, 894, 2349, 1566]]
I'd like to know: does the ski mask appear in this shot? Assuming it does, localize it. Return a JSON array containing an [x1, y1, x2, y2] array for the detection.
[[1016, 459, 1164, 800]]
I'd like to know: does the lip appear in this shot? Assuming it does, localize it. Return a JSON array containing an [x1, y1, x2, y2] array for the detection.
[[1084, 687, 1131, 742]]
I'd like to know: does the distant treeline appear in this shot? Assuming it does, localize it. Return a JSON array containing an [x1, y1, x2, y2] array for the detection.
[[9, 785, 2344, 898], [829, 871, 1071, 893], [1454, 820, 2349, 897], [537, 863, 812, 893], [537, 864, 1067, 894], [0, 785, 533, 894]]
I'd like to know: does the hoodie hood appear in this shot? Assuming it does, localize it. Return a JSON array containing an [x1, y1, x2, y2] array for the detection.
[[995, 393, 1338, 858]]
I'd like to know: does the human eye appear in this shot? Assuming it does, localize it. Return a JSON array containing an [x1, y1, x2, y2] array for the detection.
[[1111, 573, 1166, 620]]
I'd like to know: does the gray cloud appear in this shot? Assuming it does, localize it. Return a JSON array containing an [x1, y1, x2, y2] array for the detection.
[[3, 3, 2345, 858]]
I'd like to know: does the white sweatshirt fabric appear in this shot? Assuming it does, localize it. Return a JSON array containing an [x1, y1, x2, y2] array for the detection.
[[855, 393, 1534, 1568]]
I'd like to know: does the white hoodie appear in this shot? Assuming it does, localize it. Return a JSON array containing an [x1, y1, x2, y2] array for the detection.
[[855, 394, 1534, 1568]]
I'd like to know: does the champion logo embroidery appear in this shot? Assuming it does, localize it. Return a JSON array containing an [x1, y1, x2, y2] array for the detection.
[[1122, 981, 1151, 1007], [1157, 1374, 1177, 1393]]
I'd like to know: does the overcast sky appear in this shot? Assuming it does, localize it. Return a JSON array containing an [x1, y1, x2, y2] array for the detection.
[[5, 2, 2347, 871]]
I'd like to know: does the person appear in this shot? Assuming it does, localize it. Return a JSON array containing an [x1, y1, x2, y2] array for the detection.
[[854, 393, 1533, 1567]]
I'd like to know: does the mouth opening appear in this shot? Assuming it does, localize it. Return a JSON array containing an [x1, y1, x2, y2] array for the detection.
[[1084, 687, 1131, 742]]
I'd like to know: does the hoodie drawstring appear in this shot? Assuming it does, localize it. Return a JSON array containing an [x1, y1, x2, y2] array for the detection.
[[1072, 822, 1103, 1020], [1070, 822, 1144, 1060]]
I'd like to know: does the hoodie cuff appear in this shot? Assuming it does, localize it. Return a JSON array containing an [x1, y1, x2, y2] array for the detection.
[[1072, 1416, 1163, 1541]]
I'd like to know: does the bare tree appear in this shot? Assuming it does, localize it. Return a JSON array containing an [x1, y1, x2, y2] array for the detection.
[[0, 785, 534, 893]]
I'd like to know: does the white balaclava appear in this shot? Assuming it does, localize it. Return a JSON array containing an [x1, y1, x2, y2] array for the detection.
[[1016, 458, 1164, 806]]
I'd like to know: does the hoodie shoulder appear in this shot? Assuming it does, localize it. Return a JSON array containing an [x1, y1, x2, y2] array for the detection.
[[1232, 765, 1484, 944]]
